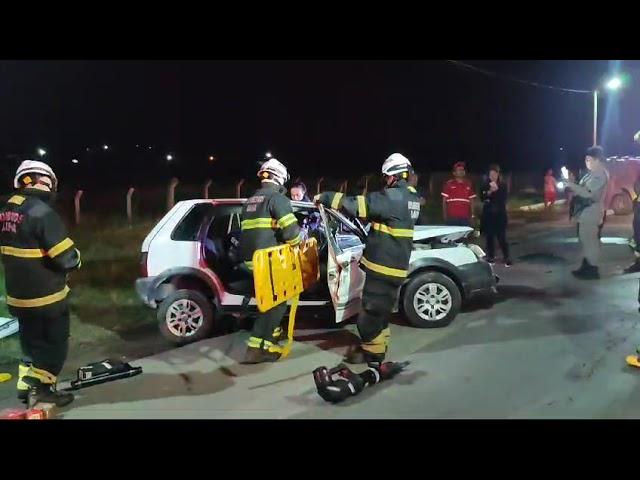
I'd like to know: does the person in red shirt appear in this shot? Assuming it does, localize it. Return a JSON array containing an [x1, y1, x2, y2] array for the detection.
[[544, 169, 557, 209], [441, 161, 476, 226]]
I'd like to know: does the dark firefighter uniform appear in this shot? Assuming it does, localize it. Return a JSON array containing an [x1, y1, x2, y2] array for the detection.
[[0, 188, 81, 398], [317, 179, 420, 363], [239, 182, 302, 354]]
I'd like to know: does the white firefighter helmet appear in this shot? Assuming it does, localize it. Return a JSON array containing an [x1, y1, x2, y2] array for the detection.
[[381, 153, 412, 177], [257, 158, 289, 186], [14, 160, 58, 190]]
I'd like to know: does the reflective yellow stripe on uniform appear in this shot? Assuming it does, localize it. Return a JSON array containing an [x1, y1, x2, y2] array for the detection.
[[29, 366, 56, 385], [248, 336, 284, 353], [382, 327, 391, 349], [286, 234, 302, 246], [17, 361, 32, 392], [357, 195, 367, 218], [241, 218, 277, 230], [361, 332, 386, 354], [7, 195, 26, 205], [371, 222, 414, 238], [361, 257, 407, 278], [0, 246, 45, 258], [277, 213, 298, 229], [6, 286, 70, 308], [408, 186, 417, 194], [331, 192, 344, 210], [47, 238, 75, 258]]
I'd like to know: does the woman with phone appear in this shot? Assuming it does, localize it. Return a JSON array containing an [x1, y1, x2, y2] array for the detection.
[[480, 164, 512, 266]]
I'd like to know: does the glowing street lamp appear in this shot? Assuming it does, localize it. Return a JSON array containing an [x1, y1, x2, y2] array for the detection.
[[37, 148, 46, 157], [593, 75, 625, 145], [71, 159, 79, 164], [606, 77, 622, 90], [166, 154, 173, 162]]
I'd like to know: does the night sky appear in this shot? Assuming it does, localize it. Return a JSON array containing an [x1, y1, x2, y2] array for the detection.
[[1, 60, 639, 187]]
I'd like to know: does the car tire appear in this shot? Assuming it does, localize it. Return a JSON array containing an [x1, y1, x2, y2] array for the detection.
[[158, 289, 215, 345], [402, 271, 462, 328], [611, 192, 633, 216]]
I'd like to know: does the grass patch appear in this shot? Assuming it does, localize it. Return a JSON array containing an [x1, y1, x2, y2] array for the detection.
[[0, 218, 160, 368]]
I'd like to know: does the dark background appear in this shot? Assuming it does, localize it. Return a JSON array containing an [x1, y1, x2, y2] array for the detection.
[[1, 60, 639, 189]]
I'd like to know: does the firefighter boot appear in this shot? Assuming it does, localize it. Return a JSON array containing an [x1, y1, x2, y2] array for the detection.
[[23, 368, 74, 408], [17, 360, 32, 403]]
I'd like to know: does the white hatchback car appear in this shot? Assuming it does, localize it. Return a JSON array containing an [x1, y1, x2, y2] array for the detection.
[[135, 199, 497, 344]]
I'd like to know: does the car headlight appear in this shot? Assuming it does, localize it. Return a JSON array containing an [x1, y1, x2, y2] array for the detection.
[[468, 243, 486, 259]]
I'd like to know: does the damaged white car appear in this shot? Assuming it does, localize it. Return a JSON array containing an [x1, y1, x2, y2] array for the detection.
[[136, 199, 498, 344]]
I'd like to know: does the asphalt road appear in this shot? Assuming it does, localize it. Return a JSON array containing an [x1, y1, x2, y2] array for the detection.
[[4, 214, 640, 419]]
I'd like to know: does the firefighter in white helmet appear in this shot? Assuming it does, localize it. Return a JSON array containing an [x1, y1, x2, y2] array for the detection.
[[1, 160, 81, 406], [316, 153, 420, 365], [238, 158, 302, 364]]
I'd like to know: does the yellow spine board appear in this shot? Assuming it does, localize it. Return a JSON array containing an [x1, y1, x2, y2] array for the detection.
[[252, 238, 320, 359], [252, 238, 319, 313]]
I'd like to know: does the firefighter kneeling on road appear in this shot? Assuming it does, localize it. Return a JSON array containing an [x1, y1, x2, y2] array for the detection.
[[239, 158, 302, 364], [0, 161, 81, 407], [315, 153, 420, 365]]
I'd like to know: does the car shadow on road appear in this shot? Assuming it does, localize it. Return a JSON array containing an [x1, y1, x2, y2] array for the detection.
[[461, 284, 580, 315], [495, 284, 580, 306]]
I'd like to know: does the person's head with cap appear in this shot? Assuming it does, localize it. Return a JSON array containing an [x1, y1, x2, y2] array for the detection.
[[585, 146, 605, 172], [453, 161, 466, 181]]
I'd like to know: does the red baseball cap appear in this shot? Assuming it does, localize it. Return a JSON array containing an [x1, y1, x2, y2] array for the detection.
[[453, 161, 466, 170]]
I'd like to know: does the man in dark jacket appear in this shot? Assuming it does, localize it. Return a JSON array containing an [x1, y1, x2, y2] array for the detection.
[[1, 160, 81, 406], [316, 153, 420, 365], [239, 158, 302, 364]]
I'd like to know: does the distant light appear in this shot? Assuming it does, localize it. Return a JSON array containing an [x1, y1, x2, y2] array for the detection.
[[265, 152, 272, 158], [37, 148, 46, 157], [559, 147, 564, 151], [148, 146, 152, 150], [136, 144, 140, 148], [102, 145, 109, 150], [166, 154, 173, 161], [605, 77, 622, 90], [556, 181, 564, 189], [86, 147, 90, 152], [209, 155, 215, 162], [71, 159, 79, 164]]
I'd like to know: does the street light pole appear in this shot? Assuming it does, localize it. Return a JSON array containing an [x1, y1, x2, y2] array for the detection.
[[593, 89, 598, 146], [593, 76, 624, 146]]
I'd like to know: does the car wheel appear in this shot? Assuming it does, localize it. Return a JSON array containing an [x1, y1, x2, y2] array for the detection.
[[158, 289, 215, 345], [611, 192, 633, 216], [402, 271, 462, 328]]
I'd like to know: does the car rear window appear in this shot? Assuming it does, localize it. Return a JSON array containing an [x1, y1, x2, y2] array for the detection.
[[171, 204, 216, 241]]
